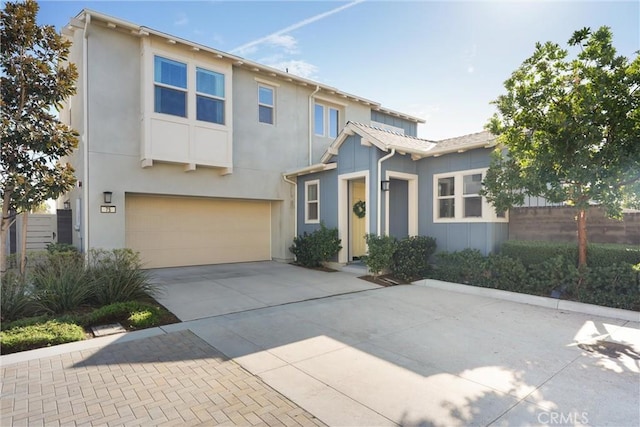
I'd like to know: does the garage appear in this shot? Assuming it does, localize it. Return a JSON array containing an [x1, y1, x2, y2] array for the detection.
[[125, 194, 271, 268]]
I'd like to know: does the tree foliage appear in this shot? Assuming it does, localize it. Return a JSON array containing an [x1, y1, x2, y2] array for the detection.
[[483, 26, 640, 266], [1, 0, 79, 272]]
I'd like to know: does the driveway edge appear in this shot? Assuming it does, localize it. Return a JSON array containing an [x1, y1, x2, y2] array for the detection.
[[416, 279, 639, 322]]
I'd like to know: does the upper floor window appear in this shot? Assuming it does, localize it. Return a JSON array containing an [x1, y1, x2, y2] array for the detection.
[[314, 104, 325, 136], [153, 55, 225, 125], [328, 108, 339, 138], [305, 180, 320, 223], [314, 103, 340, 138], [154, 56, 187, 117], [434, 169, 507, 223], [196, 68, 225, 124], [258, 85, 275, 124]]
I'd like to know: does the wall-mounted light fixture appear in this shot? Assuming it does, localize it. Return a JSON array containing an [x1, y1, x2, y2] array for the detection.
[[381, 180, 391, 192], [103, 191, 113, 204], [63, 200, 71, 210]]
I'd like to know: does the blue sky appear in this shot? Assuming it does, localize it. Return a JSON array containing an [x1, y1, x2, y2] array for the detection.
[[36, 0, 639, 140]]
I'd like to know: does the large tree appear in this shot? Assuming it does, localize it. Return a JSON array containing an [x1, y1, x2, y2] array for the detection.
[[1, 0, 79, 274], [483, 26, 640, 267]]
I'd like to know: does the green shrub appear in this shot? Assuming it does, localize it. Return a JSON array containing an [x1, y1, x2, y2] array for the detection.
[[31, 252, 91, 314], [432, 249, 486, 285], [46, 242, 78, 254], [0, 320, 86, 354], [482, 254, 528, 292], [575, 263, 640, 310], [527, 255, 579, 297], [87, 249, 158, 305], [128, 307, 161, 329], [363, 234, 397, 277], [501, 240, 640, 268], [80, 301, 161, 328], [1, 271, 34, 322], [500, 241, 576, 268], [392, 236, 437, 282], [289, 223, 342, 268], [586, 245, 640, 268]]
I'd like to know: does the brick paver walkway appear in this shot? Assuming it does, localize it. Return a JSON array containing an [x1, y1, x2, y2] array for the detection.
[[1, 330, 325, 426]]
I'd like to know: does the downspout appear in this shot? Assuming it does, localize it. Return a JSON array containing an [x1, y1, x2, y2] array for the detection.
[[81, 13, 91, 254], [377, 148, 395, 236], [308, 85, 320, 165], [282, 174, 297, 244]]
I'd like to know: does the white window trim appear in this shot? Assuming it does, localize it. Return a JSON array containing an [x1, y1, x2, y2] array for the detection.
[[258, 84, 275, 125], [305, 180, 320, 224], [314, 103, 325, 137], [314, 102, 342, 138], [328, 107, 339, 138], [148, 51, 229, 129], [433, 168, 508, 223]]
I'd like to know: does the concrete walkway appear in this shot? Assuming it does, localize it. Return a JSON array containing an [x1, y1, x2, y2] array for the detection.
[[2, 262, 639, 426]]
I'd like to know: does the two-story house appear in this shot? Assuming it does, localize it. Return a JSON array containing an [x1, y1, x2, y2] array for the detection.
[[59, 9, 430, 269]]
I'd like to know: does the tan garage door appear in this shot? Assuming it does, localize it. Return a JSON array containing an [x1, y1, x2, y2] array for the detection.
[[125, 195, 271, 268]]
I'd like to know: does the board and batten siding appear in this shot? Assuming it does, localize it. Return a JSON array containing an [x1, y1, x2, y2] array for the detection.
[[417, 147, 509, 255]]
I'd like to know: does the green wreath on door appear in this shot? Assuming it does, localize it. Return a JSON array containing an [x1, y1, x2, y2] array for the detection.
[[353, 200, 366, 218]]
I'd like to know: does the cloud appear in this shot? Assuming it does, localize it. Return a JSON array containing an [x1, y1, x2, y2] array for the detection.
[[467, 66, 475, 74], [230, 0, 364, 55], [264, 59, 319, 79], [265, 34, 298, 53], [174, 12, 188, 26]]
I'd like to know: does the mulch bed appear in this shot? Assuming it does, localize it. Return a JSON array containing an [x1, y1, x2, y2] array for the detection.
[[358, 274, 410, 287]]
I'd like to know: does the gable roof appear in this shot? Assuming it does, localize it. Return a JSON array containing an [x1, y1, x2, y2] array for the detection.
[[320, 124, 496, 163], [64, 9, 424, 124], [428, 130, 497, 157], [320, 122, 437, 163]]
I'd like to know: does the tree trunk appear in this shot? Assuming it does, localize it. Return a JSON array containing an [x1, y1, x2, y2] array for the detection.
[[0, 191, 11, 275], [20, 211, 29, 276], [577, 209, 588, 267]]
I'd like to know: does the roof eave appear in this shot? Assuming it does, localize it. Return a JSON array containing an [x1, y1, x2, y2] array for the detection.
[[72, 10, 426, 122], [283, 162, 337, 178]]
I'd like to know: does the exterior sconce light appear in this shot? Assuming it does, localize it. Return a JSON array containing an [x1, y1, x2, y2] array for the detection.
[[381, 180, 390, 192], [103, 191, 113, 204], [63, 200, 71, 210]]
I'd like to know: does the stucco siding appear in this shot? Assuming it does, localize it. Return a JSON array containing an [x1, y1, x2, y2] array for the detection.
[[80, 24, 296, 261], [232, 69, 309, 171]]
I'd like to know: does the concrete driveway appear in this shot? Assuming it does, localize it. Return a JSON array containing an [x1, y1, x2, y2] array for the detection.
[[155, 263, 639, 426], [2, 262, 638, 426], [150, 262, 379, 321]]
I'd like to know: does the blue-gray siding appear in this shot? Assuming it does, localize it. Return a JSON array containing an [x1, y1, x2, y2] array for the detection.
[[295, 143, 509, 256], [389, 178, 408, 238], [417, 148, 508, 254], [370, 111, 418, 137]]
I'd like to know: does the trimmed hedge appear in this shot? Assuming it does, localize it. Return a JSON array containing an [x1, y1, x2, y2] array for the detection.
[[430, 250, 640, 311], [501, 240, 640, 268]]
